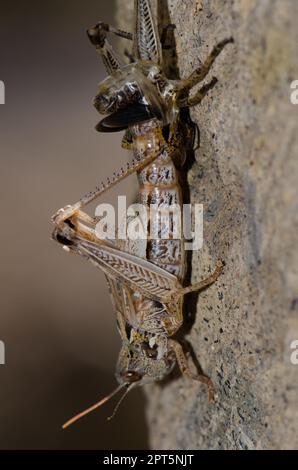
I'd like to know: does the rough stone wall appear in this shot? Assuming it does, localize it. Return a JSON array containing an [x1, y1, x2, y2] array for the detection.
[[116, 0, 298, 450]]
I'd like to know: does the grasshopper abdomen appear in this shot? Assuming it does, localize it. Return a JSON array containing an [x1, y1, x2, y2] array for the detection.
[[132, 120, 186, 280]]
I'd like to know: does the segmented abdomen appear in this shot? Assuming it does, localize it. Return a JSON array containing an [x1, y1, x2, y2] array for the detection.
[[132, 122, 186, 282]]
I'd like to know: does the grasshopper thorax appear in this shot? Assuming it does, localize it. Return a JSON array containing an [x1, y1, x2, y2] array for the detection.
[[94, 62, 177, 133]]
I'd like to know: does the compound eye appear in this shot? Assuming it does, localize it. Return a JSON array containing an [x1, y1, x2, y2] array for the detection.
[[124, 371, 142, 383], [52, 229, 74, 247]]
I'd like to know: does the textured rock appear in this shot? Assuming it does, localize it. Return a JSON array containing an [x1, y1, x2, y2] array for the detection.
[[116, 0, 298, 450]]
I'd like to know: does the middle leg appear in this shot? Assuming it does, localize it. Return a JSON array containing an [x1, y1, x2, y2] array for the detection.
[[178, 260, 223, 296], [177, 76, 218, 107]]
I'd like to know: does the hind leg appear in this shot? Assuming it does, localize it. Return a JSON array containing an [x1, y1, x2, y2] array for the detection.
[[180, 37, 234, 91]]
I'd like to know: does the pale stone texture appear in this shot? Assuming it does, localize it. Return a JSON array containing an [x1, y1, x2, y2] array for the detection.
[[116, 0, 298, 450]]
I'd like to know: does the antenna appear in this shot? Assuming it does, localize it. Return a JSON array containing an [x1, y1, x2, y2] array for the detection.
[[107, 384, 134, 421], [62, 384, 126, 430]]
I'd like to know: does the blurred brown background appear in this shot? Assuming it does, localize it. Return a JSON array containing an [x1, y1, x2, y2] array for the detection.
[[0, 0, 148, 449]]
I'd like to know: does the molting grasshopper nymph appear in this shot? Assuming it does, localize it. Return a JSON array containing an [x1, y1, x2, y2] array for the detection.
[[52, 0, 233, 429]]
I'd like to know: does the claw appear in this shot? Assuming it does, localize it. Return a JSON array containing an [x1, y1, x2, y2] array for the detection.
[[207, 379, 216, 403], [215, 260, 224, 277]]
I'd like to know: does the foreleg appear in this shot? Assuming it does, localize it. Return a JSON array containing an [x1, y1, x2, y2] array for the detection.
[[169, 339, 215, 402]]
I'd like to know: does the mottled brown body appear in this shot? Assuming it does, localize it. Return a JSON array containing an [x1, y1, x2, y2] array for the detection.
[[126, 120, 186, 339], [134, 121, 185, 278], [51, 0, 233, 427]]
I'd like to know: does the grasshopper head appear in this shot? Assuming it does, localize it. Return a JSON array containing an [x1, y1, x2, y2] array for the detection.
[[62, 337, 176, 429], [115, 339, 176, 387]]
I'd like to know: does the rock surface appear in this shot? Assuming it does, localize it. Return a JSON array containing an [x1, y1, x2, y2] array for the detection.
[[116, 0, 298, 450]]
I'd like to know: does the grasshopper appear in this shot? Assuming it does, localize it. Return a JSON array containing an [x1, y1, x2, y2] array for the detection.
[[52, 0, 233, 428]]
